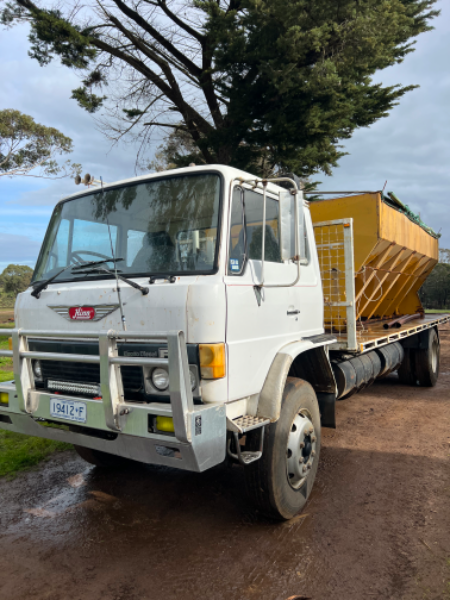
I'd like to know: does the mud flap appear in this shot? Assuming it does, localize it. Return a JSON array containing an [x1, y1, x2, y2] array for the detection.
[[316, 392, 336, 429]]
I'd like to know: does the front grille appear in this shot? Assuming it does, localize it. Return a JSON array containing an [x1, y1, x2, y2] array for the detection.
[[41, 360, 100, 384], [40, 361, 143, 396], [29, 339, 200, 404]]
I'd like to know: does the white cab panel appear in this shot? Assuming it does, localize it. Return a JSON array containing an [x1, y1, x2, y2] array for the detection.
[[225, 201, 323, 402]]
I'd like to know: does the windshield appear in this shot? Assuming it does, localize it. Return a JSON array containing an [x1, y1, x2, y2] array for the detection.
[[33, 173, 222, 283]]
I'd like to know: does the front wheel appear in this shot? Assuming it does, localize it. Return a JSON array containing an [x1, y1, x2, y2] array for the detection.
[[245, 377, 321, 520]]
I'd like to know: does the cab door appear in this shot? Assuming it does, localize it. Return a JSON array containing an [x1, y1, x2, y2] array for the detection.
[[225, 185, 301, 402]]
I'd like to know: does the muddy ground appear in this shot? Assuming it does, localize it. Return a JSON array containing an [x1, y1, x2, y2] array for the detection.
[[1, 325, 449, 600]]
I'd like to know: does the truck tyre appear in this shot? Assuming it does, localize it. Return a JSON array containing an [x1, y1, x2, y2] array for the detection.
[[244, 377, 321, 520], [397, 348, 418, 386], [74, 445, 131, 468], [414, 328, 440, 387]]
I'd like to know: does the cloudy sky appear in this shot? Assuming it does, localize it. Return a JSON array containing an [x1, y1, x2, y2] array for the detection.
[[1, 1, 449, 276]]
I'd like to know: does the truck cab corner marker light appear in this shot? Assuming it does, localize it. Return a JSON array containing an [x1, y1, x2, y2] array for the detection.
[[199, 343, 226, 379], [0, 393, 9, 406]]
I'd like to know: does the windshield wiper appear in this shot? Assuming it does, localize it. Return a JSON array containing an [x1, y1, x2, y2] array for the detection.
[[30, 257, 123, 299], [74, 264, 149, 296], [31, 264, 79, 299], [32, 257, 149, 299]]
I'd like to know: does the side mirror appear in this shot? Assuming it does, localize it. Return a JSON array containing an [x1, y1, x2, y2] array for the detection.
[[279, 189, 305, 263]]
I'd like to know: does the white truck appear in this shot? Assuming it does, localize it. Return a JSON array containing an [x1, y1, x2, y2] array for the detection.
[[0, 165, 447, 519]]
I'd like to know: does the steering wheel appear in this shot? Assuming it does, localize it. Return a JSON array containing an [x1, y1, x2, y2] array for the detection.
[[69, 250, 113, 265]]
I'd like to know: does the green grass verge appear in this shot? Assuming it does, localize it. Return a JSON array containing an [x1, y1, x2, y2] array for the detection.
[[0, 430, 72, 478], [0, 325, 72, 478], [0, 336, 13, 377], [425, 309, 450, 314]]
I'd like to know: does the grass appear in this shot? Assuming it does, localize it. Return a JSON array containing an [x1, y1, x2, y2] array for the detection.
[[0, 371, 13, 383], [0, 430, 71, 478], [0, 291, 15, 309], [0, 323, 72, 478], [0, 335, 13, 380], [425, 309, 450, 314]]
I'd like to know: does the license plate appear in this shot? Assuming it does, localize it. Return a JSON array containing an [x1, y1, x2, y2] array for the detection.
[[50, 398, 87, 423]]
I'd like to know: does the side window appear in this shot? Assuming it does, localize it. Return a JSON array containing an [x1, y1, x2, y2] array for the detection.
[[245, 189, 281, 263], [228, 187, 282, 275], [229, 187, 245, 274]]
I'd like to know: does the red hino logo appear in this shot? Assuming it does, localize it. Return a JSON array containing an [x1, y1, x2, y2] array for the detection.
[[69, 306, 96, 321]]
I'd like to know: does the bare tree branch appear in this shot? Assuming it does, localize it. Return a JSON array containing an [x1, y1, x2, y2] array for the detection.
[[109, 0, 202, 78]]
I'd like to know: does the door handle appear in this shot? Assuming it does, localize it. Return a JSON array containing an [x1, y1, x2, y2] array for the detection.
[[287, 309, 301, 316]]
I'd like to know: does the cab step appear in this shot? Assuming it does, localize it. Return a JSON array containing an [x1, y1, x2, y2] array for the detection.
[[227, 415, 270, 465], [229, 414, 271, 434]]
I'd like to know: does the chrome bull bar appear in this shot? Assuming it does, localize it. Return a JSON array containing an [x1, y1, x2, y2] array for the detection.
[[0, 328, 194, 442]]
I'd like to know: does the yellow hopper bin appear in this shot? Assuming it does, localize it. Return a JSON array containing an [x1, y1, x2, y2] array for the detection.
[[310, 192, 439, 323]]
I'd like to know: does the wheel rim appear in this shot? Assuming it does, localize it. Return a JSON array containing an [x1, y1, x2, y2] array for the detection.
[[431, 339, 439, 373], [286, 410, 317, 490]]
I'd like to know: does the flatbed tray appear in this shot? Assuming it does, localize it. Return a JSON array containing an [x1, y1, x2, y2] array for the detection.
[[329, 313, 450, 354]]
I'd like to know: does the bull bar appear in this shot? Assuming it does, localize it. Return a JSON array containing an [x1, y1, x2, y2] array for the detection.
[[0, 328, 226, 472]]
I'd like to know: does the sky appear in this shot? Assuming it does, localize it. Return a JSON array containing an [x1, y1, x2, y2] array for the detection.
[[1, 1, 449, 276]]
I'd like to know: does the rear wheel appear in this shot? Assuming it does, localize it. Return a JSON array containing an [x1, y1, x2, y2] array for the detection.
[[74, 445, 132, 468], [414, 328, 440, 387], [398, 348, 418, 385], [245, 378, 321, 520]]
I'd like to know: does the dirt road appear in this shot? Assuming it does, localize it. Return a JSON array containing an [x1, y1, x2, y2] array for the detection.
[[1, 326, 450, 600]]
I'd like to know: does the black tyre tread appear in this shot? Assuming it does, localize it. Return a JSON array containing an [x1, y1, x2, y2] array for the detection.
[[414, 328, 439, 387], [245, 377, 320, 520], [245, 424, 280, 516], [74, 445, 131, 468], [397, 348, 417, 386]]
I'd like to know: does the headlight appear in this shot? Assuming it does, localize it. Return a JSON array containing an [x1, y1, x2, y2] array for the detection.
[[32, 360, 43, 381], [151, 367, 169, 391]]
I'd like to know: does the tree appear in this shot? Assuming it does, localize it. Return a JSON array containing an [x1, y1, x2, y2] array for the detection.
[[419, 249, 450, 310], [1, 0, 439, 177], [149, 126, 203, 172], [0, 109, 81, 178], [0, 264, 33, 295]]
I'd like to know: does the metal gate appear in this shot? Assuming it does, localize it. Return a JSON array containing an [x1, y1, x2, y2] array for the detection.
[[313, 218, 357, 350]]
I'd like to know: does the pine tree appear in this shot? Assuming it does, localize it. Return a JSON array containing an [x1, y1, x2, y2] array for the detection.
[[1, 0, 439, 176]]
